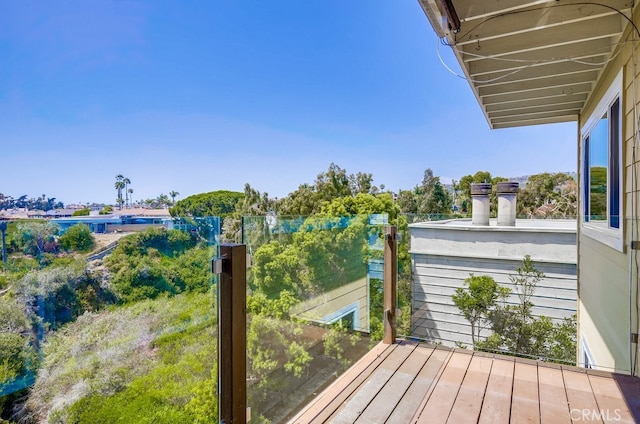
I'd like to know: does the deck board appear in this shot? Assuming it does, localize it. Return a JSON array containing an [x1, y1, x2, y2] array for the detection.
[[386, 347, 451, 424], [563, 368, 603, 424], [329, 342, 416, 423], [286, 341, 640, 424], [538, 365, 571, 423], [588, 374, 636, 423], [446, 354, 493, 423], [511, 361, 540, 423], [477, 357, 514, 424], [288, 342, 395, 424], [354, 344, 434, 424], [414, 351, 473, 423]]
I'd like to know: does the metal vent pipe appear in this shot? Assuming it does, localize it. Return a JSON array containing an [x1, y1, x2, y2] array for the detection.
[[497, 181, 519, 226], [470, 183, 491, 226]]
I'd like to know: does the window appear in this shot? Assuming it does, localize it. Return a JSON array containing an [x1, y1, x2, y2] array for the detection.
[[581, 71, 623, 251]]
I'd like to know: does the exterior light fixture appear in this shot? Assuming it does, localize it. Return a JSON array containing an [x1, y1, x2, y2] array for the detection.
[[439, 0, 461, 33]]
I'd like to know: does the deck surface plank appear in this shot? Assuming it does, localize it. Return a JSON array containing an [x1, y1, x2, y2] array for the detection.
[[286, 342, 640, 424], [511, 361, 540, 423], [538, 365, 571, 424], [588, 374, 635, 423], [414, 351, 473, 423], [477, 357, 514, 424], [563, 368, 603, 424], [329, 342, 417, 424], [354, 344, 434, 424], [446, 354, 493, 424], [387, 347, 451, 424], [288, 342, 395, 424]]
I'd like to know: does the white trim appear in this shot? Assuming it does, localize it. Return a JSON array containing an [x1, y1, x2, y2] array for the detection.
[[580, 337, 595, 369], [580, 69, 624, 252], [322, 301, 360, 329]]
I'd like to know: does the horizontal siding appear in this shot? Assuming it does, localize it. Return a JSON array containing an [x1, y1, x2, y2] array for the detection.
[[411, 252, 577, 350], [291, 278, 369, 331]]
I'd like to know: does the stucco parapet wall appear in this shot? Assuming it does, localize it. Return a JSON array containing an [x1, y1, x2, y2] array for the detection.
[[409, 219, 577, 265]]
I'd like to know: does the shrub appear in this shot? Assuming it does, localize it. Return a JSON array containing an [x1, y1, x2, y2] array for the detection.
[[59, 224, 95, 252]]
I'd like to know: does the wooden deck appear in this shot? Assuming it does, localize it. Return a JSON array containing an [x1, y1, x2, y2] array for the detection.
[[289, 340, 640, 423]]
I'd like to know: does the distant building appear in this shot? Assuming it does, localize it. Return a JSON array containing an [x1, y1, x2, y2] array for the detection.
[[52, 209, 172, 234]]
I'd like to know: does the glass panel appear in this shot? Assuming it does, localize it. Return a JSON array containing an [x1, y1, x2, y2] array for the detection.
[[0, 216, 220, 422], [589, 112, 609, 222], [243, 214, 381, 422], [609, 98, 621, 229], [583, 136, 590, 222]]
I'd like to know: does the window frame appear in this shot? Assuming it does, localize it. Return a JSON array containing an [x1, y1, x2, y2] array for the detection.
[[580, 70, 623, 252]]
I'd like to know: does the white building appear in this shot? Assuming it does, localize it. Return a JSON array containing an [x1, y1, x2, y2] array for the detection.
[[410, 216, 576, 348]]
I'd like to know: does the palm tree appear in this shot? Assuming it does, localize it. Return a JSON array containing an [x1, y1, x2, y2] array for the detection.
[[123, 177, 131, 208], [169, 190, 180, 206], [114, 175, 125, 210], [157, 194, 170, 208], [128, 188, 134, 209]]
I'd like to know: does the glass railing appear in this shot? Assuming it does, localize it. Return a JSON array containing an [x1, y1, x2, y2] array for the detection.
[[242, 214, 389, 423], [403, 214, 579, 367], [0, 217, 220, 423], [0, 209, 592, 422]]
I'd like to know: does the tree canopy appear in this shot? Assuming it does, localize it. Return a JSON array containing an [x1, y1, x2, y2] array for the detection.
[[517, 172, 577, 218], [169, 190, 244, 218], [278, 163, 384, 216]]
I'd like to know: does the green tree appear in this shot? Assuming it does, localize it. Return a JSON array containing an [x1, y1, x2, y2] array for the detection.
[[114, 175, 125, 210], [476, 256, 577, 364], [482, 255, 543, 354], [279, 163, 385, 216], [59, 224, 95, 252], [16, 221, 59, 257], [169, 190, 180, 206], [123, 177, 131, 208], [452, 274, 509, 347], [169, 191, 244, 218], [396, 189, 418, 214], [456, 171, 507, 215], [104, 228, 206, 303], [414, 168, 453, 215], [0, 299, 36, 394], [517, 172, 577, 217], [72, 208, 90, 216]]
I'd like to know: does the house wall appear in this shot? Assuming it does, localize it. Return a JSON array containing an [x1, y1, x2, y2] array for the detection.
[[106, 223, 167, 232], [577, 7, 640, 376], [289, 277, 369, 331], [410, 221, 576, 350]]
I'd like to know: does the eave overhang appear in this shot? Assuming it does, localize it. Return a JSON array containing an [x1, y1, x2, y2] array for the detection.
[[418, 0, 637, 129]]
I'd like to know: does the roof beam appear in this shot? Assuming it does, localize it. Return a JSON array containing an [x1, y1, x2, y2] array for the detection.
[[478, 71, 597, 96], [458, 14, 623, 60]]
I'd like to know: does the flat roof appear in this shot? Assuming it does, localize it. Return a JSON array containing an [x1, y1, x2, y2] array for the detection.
[[409, 218, 576, 233]]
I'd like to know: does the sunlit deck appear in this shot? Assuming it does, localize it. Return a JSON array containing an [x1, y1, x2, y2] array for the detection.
[[289, 340, 640, 423]]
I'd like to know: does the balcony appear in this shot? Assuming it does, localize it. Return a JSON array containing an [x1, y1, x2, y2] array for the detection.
[[290, 341, 640, 423], [1, 213, 639, 423]]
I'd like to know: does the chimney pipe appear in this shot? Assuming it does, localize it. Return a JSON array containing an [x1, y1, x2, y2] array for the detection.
[[470, 183, 491, 226], [497, 181, 519, 226]]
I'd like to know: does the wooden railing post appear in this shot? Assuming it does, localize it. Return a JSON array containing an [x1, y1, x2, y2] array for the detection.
[[383, 225, 398, 344], [217, 244, 247, 423]]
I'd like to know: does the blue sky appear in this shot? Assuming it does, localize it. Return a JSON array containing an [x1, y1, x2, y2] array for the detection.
[[0, 1, 576, 206]]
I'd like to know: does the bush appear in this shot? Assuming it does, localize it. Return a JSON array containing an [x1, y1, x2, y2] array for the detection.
[[59, 224, 95, 252], [105, 229, 209, 303]]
